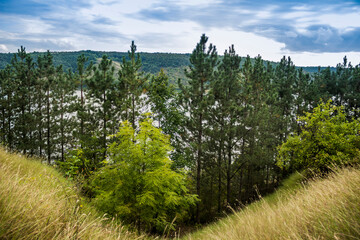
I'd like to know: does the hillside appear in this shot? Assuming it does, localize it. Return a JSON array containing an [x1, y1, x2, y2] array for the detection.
[[1, 147, 359, 239], [0, 51, 335, 85], [184, 168, 360, 240], [0, 148, 144, 240], [0, 51, 191, 84]]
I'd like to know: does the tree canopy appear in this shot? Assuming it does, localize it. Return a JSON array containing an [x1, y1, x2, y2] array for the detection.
[[277, 100, 360, 174], [90, 116, 198, 233]]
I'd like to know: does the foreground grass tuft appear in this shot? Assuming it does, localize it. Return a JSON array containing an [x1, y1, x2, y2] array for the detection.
[[185, 168, 360, 240], [0, 148, 144, 240]]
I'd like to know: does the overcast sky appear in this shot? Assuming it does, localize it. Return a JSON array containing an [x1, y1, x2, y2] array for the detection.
[[0, 0, 360, 66]]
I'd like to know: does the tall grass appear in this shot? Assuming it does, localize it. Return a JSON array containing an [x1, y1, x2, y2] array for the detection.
[[185, 168, 360, 240], [2, 147, 359, 240], [0, 148, 144, 240]]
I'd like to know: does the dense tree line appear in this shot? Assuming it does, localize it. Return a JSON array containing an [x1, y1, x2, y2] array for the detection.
[[1, 35, 359, 231]]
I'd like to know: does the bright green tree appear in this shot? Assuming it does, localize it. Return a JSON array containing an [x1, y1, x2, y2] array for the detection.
[[277, 100, 360, 174], [90, 116, 197, 233]]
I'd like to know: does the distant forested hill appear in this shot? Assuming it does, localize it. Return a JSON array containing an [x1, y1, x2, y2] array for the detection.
[[0, 50, 334, 83]]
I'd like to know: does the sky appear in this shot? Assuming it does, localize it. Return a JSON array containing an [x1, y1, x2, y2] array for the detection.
[[0, 0, 360, 66]]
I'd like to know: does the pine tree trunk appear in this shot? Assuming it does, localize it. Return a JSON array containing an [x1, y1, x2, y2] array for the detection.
[[132, 94, 135, 129], [196, 113, 202, 223], [61, 94, 64, 162], [47, 88, 51, 164], [226, 137, 232, 206], [7, 95, 12, 150], [196, 79, 204, 223], [21, 104, 26, 154], [29, 98, 34, 156], [38, 90, 43, 158], [217, 140, 222, 214], [2, 107, 5, 144], [238, 168, 243, 204], [80, 76, 84, 145], [103, 92, 107, 159]]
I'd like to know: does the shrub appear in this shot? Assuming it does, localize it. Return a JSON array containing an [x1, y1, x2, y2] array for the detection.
[[277, 100, 360, 174]]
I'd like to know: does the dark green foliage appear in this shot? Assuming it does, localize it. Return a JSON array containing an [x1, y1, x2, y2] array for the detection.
[[118, 41, 148, 129], [86, 55, 116, 158], [207, 45, 243, 212], [147, 69, 185, 168], [178, 34, 218, 222], [52, 68, 77, 162]]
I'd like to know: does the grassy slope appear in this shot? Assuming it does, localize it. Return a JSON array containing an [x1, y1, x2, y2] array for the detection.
[[1, 147, 359, 240], [0, 148, 144, 240], [184, 169, 360, 240]]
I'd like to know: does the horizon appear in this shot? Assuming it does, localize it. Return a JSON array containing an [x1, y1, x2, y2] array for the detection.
[[0, 48, 342, 68]]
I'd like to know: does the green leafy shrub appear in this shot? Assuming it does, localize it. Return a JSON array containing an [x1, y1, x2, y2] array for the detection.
[[90, 116, 198, 233], [277, 100, 360, 174], [57, 148, 91, 179]]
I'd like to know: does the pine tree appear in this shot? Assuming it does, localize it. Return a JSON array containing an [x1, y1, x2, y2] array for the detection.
[[75, 54, 93, 145], [178, 34, 218, 222], [274, 56, 297, 143], [0, 65, 14, 149], [52, 67, 77, 162], [37, 51, 56, 163], [241, 55, 279, 201], [10, 47, 37, 155], [86, 55, 115, 158], [208, 45, 243, 211], [118, 41, 148, 129]]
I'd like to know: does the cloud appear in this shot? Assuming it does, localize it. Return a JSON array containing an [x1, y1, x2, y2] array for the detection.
[[0, 37, 76, 52], [0, 0, 359, 66], [92, 16, 117, 25], [244, 24, 360, 53], [136, 0, 360, 53], [0, 44, 8, 52]]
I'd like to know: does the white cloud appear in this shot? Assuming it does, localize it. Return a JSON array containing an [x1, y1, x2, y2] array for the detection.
[[0, 44, 8, 52], [22, 18, 53, 34], [286, 51, 360, 67], [172, 0, 221, 6], [315, 13, 360, 29]]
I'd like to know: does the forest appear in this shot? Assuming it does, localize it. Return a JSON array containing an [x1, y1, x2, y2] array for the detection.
[[0, 48, 335, 86], [0, 34, 359, 234]]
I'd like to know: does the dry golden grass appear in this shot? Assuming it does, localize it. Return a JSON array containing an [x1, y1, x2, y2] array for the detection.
[[0, 148, 145, 240], [2, 147, 359, 240], [184, 168, 360, 240]]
